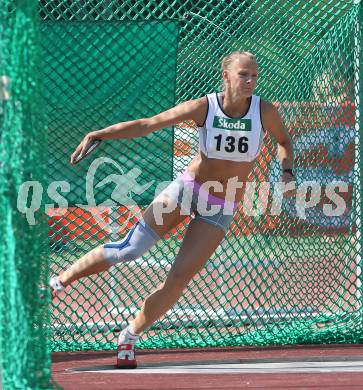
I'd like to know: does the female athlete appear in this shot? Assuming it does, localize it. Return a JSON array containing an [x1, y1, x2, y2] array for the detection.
[[50, 51, 295, 368]]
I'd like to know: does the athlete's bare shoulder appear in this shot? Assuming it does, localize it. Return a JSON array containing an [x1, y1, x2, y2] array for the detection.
[[190, 95, 208, 127], [260, 99, 283, 126], [260, 99, 279, 116], [260, 99, 290, 143]]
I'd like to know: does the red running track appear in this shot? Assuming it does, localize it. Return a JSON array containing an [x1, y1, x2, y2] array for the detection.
[[52, 344, 363, 390]]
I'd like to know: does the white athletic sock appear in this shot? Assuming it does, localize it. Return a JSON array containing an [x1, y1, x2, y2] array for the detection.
[[127, 323, 139, 336], [118, 325, 140, 345]]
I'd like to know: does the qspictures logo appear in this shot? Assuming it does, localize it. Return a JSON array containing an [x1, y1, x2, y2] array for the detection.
[[16, 159, 349, 232], [212, 116, 252, 131]]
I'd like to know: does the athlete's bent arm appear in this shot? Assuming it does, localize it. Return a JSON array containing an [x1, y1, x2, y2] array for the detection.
[[70, 98, 207, 165], [261, 100, 294, 175]]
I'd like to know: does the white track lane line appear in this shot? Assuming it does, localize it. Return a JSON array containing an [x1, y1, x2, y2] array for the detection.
[[71, 360, 363, 374]]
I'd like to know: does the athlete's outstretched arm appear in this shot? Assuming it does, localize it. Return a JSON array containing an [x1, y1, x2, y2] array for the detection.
[[70, 97, 207, 165]]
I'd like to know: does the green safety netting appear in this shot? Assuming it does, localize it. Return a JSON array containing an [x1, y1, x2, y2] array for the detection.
[[0, 0, 362, 388], [0, 1, 51, 389]]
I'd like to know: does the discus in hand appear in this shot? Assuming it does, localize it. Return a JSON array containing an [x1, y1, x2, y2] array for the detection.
[[72, 139, 102, 165]]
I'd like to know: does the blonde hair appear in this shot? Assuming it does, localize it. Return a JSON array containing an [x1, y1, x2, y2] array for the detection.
[[221, 51, 256, 71], [220, 51, 257, 90]]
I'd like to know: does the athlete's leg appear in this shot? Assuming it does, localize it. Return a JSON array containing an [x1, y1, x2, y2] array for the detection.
[[57, 192, 187, 288], [131, 219, 226, 334]]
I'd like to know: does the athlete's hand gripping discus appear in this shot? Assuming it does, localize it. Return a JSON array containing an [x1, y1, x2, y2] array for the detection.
[[71, 138, 102, 165]]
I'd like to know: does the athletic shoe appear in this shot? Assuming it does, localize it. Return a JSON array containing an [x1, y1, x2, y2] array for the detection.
[[116, 343, 137, 369]]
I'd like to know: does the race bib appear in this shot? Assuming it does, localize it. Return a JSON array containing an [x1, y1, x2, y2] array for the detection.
[[206, 116, 253, 159]]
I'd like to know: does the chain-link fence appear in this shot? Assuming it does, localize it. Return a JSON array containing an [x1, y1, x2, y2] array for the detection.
[[41, 0, 362, 352]]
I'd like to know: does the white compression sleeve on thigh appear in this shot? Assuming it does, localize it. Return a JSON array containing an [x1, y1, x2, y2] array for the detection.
[[103, 221, 160, 264]]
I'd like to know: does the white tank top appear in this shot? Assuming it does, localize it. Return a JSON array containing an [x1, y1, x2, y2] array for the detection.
[[198, 93, 264, 162]]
